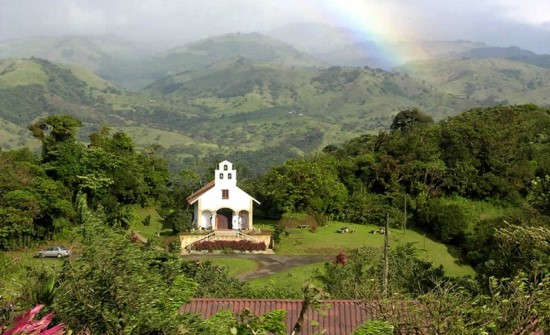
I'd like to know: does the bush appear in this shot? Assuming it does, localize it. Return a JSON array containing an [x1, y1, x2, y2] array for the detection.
[[416, 198, 468, 244], [192, 240, 267, 252], [310, 211, 329, 227], [353, 320, 394, 335]]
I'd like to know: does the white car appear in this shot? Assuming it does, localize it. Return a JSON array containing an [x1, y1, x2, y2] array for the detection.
[[35, 246, 71, 258]]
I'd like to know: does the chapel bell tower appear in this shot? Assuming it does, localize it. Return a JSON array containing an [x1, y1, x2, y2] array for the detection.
[[215, 160, 237, 187]]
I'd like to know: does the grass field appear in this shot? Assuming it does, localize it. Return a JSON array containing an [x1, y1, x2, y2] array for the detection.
[[128, 206, 170, 239], [248, 262, 324, 292], [255, 219, 474, 277], [1, 246, 67, 300], [203, 257, 259, 277]]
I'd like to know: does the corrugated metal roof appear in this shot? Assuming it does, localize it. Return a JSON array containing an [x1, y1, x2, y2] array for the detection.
[[180, 298, 373, 335]]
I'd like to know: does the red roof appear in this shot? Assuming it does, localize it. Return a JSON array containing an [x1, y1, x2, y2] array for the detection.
[[180, 298, 373, 335], [186, 180, 215, 204]]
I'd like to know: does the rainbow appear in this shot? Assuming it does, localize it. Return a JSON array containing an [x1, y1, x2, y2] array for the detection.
[[302, 0, 427, 67]]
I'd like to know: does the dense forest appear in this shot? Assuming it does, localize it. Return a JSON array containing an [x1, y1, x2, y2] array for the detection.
[[1, 104, 549, 334], [248, 104, 550, 281]]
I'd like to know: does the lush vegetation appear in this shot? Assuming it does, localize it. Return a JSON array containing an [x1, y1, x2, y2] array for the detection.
[[1, 28, 550, 333], [249, 105, 550, 282], [0, 75, 549, 332], [4, 31, 550, 175]]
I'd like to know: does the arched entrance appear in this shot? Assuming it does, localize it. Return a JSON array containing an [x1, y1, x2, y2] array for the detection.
[[201, 210, 213, 229], [216, 208, 233, 230], [239, 210, 249, 230]]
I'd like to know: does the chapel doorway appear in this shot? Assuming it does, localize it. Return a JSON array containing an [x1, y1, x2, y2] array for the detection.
[[239, 210, 249, 230], [216, 208, 233, 230]]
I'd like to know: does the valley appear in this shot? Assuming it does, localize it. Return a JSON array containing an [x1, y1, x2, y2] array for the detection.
[[3, 31, 550, 175]]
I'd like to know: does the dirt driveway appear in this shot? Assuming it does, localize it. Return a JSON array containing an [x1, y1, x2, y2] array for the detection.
[[184, 254, 331, 281]]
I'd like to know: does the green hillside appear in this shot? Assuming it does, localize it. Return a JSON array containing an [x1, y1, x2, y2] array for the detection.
[[3, 50, 550, 175], [0, 35, 151, 87], [116, 33, 326, 89], [158, 33, 324, 69], [398, 57, 550, 106], [0, 58, 120, 127], [0, 56, 472, 173], [142, 61, 477, 171]]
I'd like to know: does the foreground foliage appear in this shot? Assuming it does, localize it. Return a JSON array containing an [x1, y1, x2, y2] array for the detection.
[[2, 304, 64, 335], [54, 197, 196, 334]]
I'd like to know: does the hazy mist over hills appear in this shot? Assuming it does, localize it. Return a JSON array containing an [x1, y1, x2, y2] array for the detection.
[[1, 0, 550, 53]]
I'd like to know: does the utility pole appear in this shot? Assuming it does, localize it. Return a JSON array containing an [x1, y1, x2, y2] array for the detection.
[[383, 213, 389, 298]]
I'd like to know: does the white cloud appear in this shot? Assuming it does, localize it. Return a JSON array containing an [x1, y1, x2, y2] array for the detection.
[[494, 0, 550, 25], [0, 0, 549, 52]]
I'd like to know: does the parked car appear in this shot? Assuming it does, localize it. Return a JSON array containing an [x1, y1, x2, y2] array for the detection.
[[35, 246, 71, 258]]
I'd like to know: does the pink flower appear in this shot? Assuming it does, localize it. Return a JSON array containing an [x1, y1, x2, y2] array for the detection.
[[4, 305, 64, 335]]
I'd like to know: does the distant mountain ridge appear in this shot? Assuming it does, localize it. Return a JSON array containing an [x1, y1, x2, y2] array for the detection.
[[2, 29, 550, 172], [398, 57, 550, 106], [268, 22, 487, 68], [459, 46, 550, 68], [0, 33, 324, 89]]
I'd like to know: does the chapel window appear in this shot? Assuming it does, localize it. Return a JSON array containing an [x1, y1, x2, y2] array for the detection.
[[224, 165, 228, 171], [228, 173, 232, 180], [219, 173, 224, 179], [222, 189, 229, 199]]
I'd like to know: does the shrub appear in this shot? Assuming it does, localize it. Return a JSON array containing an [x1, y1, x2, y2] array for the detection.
[[309, 211, 329, 227], [416, 198, 468, 244], [191, 240, 267, 252], [353, 320, 394, 335], [142, 214, 152, 226]]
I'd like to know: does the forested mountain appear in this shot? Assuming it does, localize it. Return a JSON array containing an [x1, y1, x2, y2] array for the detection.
[[143, 62, 475, 172], [0, 58, 122, 150], [398, 58, 550, 106], [2, 32, 550, 174], [0, 56, 470, 173]]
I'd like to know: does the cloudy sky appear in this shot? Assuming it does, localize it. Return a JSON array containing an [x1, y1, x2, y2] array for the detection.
[[1, 0, 549, 53]]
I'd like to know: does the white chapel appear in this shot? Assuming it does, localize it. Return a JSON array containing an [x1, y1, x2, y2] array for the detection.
[[186, 161, 260, 230]]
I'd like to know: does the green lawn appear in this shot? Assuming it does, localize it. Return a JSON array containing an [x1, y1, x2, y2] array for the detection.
[[1, 246, 67, 300], [248, 262, 324, 292], [203, 257, 259, 277], [128, 206, 171, 239], [255, 220, 474, 277]]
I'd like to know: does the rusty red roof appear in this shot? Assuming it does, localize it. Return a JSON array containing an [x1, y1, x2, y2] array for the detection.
[[180, 298, 373, 335], [186, 180, 215, 204]]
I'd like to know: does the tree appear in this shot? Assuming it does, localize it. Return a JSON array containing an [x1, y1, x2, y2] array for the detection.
[[291, 284, 327, 335], [390, 108, 433, 132], [528, 175, 550, 215]]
